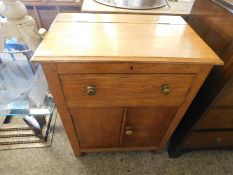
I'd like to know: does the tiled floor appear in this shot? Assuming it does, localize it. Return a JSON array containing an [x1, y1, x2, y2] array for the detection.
[[1, 116, 233, 175]]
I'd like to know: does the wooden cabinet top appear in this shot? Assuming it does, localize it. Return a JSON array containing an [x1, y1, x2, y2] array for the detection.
[[32, 13, 223, 65]]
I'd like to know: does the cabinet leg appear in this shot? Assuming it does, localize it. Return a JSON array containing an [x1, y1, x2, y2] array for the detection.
[[167, 146, 183, 158], [75, 152, 84, 157], [151, 151, 157, 154], [151, 148, 159, 154], [168, 149, 184, 158]]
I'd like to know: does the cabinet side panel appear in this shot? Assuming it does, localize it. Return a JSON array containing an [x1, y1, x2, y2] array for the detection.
[[158, 65, 213, 152], [41, 63, 82, 157]]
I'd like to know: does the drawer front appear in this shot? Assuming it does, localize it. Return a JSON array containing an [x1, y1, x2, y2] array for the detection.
[[184, 131, 233, 149], [60, 74, 194, 107], [122, 107, 177, 147], [196, 109, 233, 129]]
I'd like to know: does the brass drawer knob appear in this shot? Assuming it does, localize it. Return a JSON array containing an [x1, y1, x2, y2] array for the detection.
[[87, 85, 96, 96], [125, 130, 133, 135], [161, 84, 171, 95], [125, 126, 133, 135]]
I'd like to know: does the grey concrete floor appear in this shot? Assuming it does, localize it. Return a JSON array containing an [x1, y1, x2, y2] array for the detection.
[[1, 116, 233, 175]]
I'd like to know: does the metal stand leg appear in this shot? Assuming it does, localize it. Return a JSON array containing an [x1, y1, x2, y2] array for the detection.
[[44, 113, 53, 141], [3, 115, 12, 124]]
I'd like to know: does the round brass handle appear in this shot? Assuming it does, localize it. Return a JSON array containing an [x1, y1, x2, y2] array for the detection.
[[125, 130, 133, 135], [87, 85, 96, 96], [125, 126, 133, 135], [161, 84, 171, 95]]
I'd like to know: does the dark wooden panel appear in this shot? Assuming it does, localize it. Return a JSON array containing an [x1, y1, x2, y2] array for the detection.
[[168, 0, 233, 157], [184, 131, 233, 149], [196, 109, 233, 129], [214, 77, 233, 106], [71, 107, 123, 149], [186, 0, 233, 103], [187, 0, 233, 57], [123, 107, 177, 147], [60, 74, 194, 107]]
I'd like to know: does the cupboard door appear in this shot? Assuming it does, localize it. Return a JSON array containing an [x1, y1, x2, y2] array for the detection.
[[122, 107, 177, 147], [71, 107, 124, 149]]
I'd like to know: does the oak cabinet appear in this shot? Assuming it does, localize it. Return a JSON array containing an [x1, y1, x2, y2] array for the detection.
[[32, 13, 222, 156]]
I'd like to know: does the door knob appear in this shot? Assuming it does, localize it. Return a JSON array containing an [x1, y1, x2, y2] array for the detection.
[[125, 130, 133, 135], [87, 85, 96, 96], [161, 84, 171, 95], [125, 126, 133, 135]]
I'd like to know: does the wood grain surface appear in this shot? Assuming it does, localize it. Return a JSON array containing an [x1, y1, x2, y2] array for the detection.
[[32, 14, 222, 65], [60, 74, 195, 107], [55, 13, 187, 23], [71, 107, 123, 148], [56, 63, 201, 74], [122, 107, 177, 147], [36, 13, 223, 156]]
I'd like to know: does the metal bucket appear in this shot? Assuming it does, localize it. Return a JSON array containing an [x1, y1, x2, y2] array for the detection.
[[94, 0, 169, 10]]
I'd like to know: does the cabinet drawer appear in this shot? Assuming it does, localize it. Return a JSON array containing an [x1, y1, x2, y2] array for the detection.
[[196, 109, 233, 129], [60, 74, 194, 107], [184, 131, 233, 149]]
